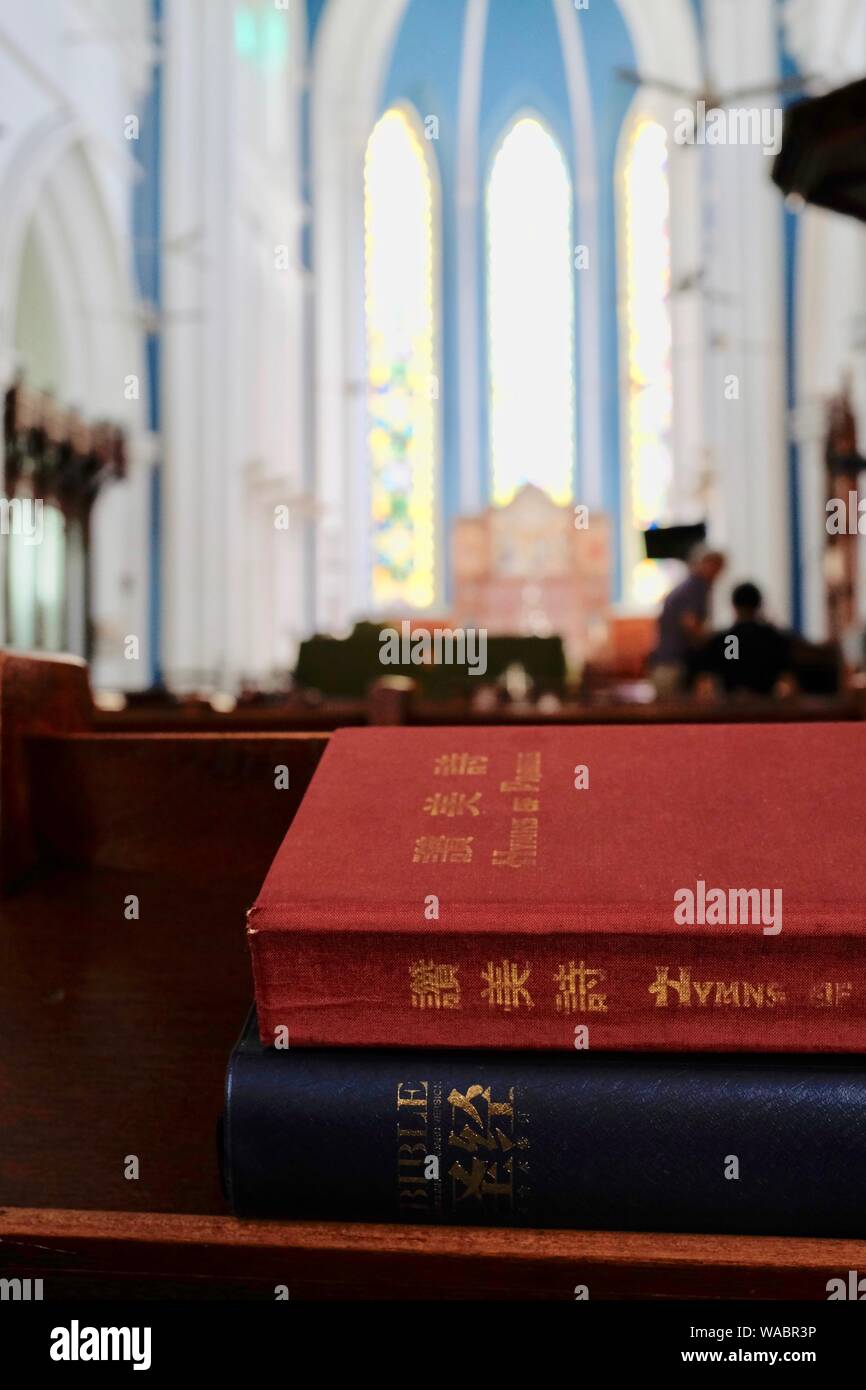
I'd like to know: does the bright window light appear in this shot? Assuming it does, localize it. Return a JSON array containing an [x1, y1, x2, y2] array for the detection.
[[364, 107, 438, 609], [486, 116, 576, 507], [622, 118, 675, 602]]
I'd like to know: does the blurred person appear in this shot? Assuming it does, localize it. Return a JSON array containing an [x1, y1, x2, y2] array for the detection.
[[695, 581, 795, 698], [650, 546, 726, 696]]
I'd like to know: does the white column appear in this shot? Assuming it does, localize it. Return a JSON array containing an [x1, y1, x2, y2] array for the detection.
[[162, 0, 241, 690], [161, 0, 208, 688], [703, 0, 790, 621], [455, 0, 488, 514], [311, 0, 410, 632]]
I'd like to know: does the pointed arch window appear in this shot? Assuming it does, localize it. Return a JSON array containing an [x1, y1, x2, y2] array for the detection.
[[620, 116, 675, 605], [364, 105, 440, 610], [486, 116, 576, 507]]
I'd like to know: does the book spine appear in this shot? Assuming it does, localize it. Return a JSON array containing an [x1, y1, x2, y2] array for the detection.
[[249, 930, 866, 1051], [222, 1031, 866, 1235]]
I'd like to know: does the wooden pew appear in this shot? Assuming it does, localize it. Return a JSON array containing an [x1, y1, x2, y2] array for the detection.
[[367, 675, 865, 726], [91, 695, 367, 734], [2, 651, 864, 1299]]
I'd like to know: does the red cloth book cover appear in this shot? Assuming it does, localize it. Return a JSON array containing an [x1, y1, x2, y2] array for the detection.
[[247, 724, 866, 1051]]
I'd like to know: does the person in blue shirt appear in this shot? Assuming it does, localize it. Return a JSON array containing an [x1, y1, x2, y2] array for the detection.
[[650, 545, 726, 696]]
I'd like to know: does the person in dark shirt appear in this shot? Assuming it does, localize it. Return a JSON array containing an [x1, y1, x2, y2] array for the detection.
[[650, 546, 726, 696], [696, 582, 795, 697]]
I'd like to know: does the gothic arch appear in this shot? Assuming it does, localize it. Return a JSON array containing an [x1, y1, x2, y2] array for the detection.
[[0, 115, 143, 412], [309, 0, 704, 624], [0, 114, 148, 677]]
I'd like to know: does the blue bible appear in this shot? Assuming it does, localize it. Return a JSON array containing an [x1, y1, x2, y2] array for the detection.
[[221, 1008, 866, 1236]]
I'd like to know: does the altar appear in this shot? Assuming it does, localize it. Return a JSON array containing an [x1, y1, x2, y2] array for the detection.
[[451, 484, 611, 673]]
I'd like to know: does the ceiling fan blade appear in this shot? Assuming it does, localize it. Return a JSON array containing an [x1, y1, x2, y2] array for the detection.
[[718, 73, 820, 104], [615, 68, 696, 100], [776, 72, 822, 93]]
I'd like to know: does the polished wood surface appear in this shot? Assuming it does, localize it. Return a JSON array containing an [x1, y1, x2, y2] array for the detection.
[[25, 732, 327, 874], [0, 651, 91, 887], [3, 1208, 863, 1301], [1, 866, 254, 1217], [400, 693, 863, 724], [92, 700, 366, 733]]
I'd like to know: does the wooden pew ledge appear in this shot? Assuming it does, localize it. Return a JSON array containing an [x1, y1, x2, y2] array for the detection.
[[1, 1208, 863, 1300]]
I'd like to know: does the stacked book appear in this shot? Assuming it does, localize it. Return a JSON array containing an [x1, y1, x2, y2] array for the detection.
[[220, 724, 866, 1237]]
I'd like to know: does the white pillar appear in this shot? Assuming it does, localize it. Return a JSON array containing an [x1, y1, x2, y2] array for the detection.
[[702, 0, 790, 621]]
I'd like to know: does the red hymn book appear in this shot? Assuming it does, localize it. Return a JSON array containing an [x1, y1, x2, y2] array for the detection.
[[247, 724, 866, 1052]]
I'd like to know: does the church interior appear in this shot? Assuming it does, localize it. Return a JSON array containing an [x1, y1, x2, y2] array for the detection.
[[3, 0, 866, 719], [4, 0, 866, 1315]]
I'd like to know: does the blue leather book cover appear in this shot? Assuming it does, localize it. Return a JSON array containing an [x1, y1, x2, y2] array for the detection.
[[221, 1008, 866, 1236]]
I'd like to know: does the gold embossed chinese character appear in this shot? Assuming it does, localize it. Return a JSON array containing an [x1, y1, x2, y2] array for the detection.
[[433, 753, 489, 776], [480, 959, 533, 1010], [448, 1084, 514, 1151], [447, 1085, 517, 1206], [409, 960, 461, 1010], [412, 835, 474, 864], [554, 960, 608, 1013], [449, 1154, 514, 1201]]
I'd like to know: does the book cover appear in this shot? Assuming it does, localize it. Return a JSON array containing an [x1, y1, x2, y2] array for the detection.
[[221, 1008, 866, 1236], [247, 724, 866, 1051]]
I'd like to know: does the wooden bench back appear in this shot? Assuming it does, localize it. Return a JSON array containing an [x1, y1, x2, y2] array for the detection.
[[0, 654, 327, 892]]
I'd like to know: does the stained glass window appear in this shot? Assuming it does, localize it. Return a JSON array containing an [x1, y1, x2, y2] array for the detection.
[[364, 106, 439, 610], [486, 116, 575, 508], [621, 117, 675, 606]]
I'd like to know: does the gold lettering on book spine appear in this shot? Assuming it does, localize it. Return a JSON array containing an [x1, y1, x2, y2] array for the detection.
[[554, 961, 607, 1013], [409, 961, 461, 1010], [648, 966, 787, 1008], [447, 1085, 527, 1209], [396, 1082, 431, 1212], [810, 981, 852, 1007], [481, 960, 533, 1010]]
